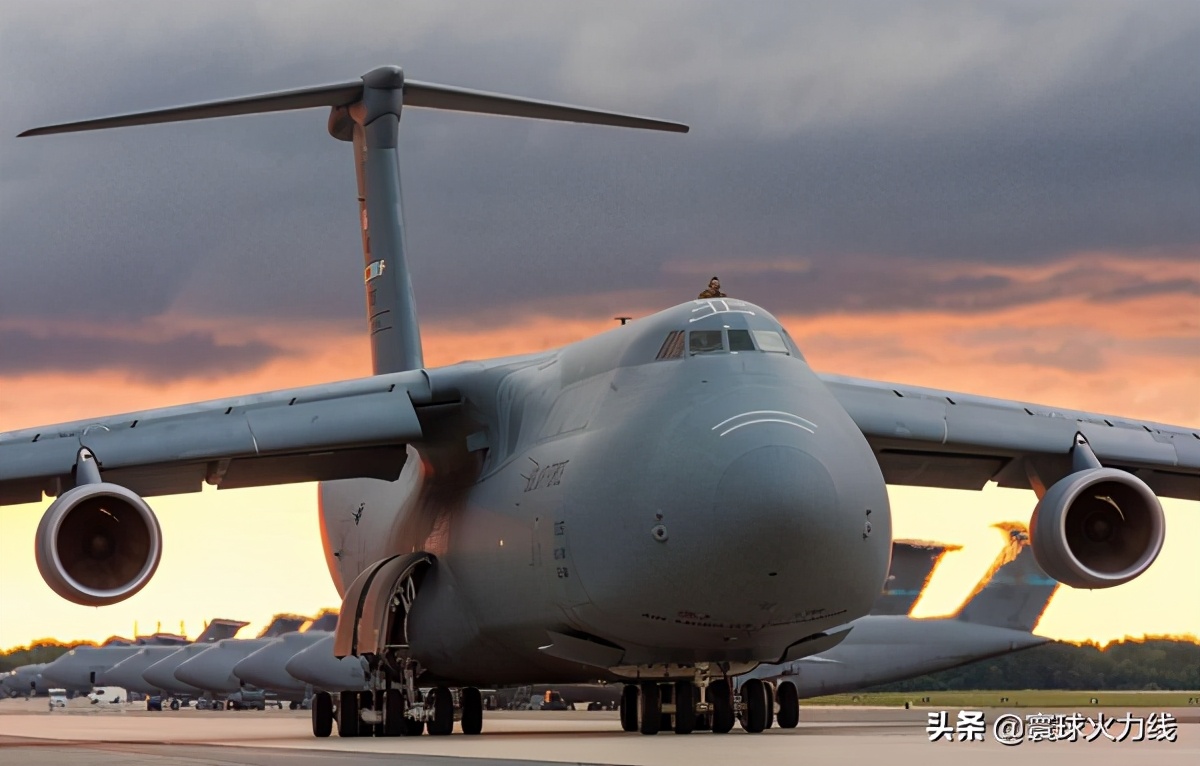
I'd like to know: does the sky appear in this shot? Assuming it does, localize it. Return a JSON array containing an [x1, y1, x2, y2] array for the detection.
[[0, 1, 1197, 650]]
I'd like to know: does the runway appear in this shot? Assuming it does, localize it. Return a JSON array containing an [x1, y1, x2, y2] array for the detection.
[[0, 705, 1195, 766]]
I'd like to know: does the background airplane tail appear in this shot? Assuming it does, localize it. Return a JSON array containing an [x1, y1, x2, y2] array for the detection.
[[955, 523, 1059, 632], [871, 539, 959, 616], [193, 618, 250, 644]]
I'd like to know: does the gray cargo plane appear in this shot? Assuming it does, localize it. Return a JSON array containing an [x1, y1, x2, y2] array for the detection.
[[96, 620, 249, 700], [141, 615, 304, 708], [737, 524, 1059, 728], [2, 66, 1196, 739], [0, 663, 90, 698], [41, 620, 246, 692], [175, 613, 332, 705]]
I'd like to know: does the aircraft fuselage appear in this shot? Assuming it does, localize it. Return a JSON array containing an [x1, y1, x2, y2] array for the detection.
[[319, 300, 893, 683]]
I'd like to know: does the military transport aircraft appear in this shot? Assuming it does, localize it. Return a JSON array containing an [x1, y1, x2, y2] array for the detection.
[[2, 65, 1197, 739], [42, 619, 247, 692]]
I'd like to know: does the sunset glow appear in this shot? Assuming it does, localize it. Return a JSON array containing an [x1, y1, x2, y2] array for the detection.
[[1, 258, 1196, 650]]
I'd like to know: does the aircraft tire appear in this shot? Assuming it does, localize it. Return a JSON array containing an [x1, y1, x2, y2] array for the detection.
[[337, 690, 360, 737], [708, 679, 734, 734], [776, 682, 799, 729], [741, 678, 766, 733], [638, 682, 661, 735], [764, 681, 775, 729], [383, 689, 404, 736], [312, 691, 333, 737], [461, 686, 483, 735], [673, 681, 695, 735], [619, 685, 638, 732], [659, 681, 674, 732], [169, 699, 180, 711], [428, 686, 454, 736]]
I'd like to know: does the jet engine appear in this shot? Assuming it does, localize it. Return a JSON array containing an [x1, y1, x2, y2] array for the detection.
[[1030, 467, 1165, 589], [34, 483, 162, 606]]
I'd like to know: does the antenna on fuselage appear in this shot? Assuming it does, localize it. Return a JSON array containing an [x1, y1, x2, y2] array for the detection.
[[20, 66, 689, 374]]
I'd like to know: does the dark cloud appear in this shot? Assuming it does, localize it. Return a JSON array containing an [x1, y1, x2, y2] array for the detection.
[[0, 328, 288, 382], [1, 0, 1198, 333]]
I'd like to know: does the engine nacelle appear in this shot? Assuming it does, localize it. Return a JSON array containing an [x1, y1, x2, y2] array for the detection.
[[34, 482, 162, 606], [1030, 467, 1165, 589]]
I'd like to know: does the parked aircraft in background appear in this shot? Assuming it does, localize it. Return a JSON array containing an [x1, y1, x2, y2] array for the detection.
[[1, 663, 89, 698], [872, 540, 958, 616], [176, 613, 336, 706], [737, 524, 1058, 729], [141, 615, 305, 709], [3, 65, 1195, 739], [40, 620, 246, 691]]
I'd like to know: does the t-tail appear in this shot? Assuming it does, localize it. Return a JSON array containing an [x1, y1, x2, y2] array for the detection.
[[19, 66, 688, 375], [870, 539, 959, 616], [192, 618, 250, 644], [955, 523, 1059, 632]]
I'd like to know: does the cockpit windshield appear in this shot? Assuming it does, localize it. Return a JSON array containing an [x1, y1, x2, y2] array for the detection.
[[681, 328, 792, 356], [643, 300, 806, 364]]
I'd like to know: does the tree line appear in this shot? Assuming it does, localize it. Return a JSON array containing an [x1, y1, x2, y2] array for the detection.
[[867, 637, 1200, 692]]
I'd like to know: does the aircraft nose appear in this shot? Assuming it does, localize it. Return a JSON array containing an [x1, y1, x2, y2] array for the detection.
[[41, 658, 85, 687], [569, 390, 891, 646], [234, 641, 303, 691], [668, 443, 844, 609], [284, 636, 367, 691], [174, 647, 236, 692]]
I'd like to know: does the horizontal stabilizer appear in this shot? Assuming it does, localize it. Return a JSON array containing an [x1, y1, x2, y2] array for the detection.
[[403, 81, 689, 132], [19, 70, 689, 137], [18, 81, 365, 136]]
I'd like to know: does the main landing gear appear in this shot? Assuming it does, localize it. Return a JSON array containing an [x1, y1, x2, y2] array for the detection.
[[617, 678, 800, 735], [310, 679, 487, 738]]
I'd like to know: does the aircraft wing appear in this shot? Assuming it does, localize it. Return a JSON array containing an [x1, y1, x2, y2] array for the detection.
[[0, 370, 438, 505], [819, 373, 1200, 501]]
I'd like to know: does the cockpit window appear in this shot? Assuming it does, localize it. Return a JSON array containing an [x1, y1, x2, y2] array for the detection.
[[656, 331, 685, 360], [727, 329, 755, 351], [752, 330, 789, 354], [689, 330, 724, 354]]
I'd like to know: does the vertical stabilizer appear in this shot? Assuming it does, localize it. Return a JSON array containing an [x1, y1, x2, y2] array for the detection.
[[957, 523, 1059, 631], [19, 65, 686, 378], [258, 613, 309, 638], [193, 618, 250, 644], [328, 67, 422, 373], [870, 539, 956, 615]]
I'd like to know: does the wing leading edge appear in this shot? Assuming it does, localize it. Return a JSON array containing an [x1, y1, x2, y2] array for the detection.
[[0, 369, 443, 505], [821, 373, 1200, 501]]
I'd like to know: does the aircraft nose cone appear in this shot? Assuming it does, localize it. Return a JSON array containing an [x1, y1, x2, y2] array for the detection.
[[681, 444, 842, 608], [42, 656, 90, 687], [234, 641, 305, 691], [284, 636, 367, 692], [175, 648, 237, 692]]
